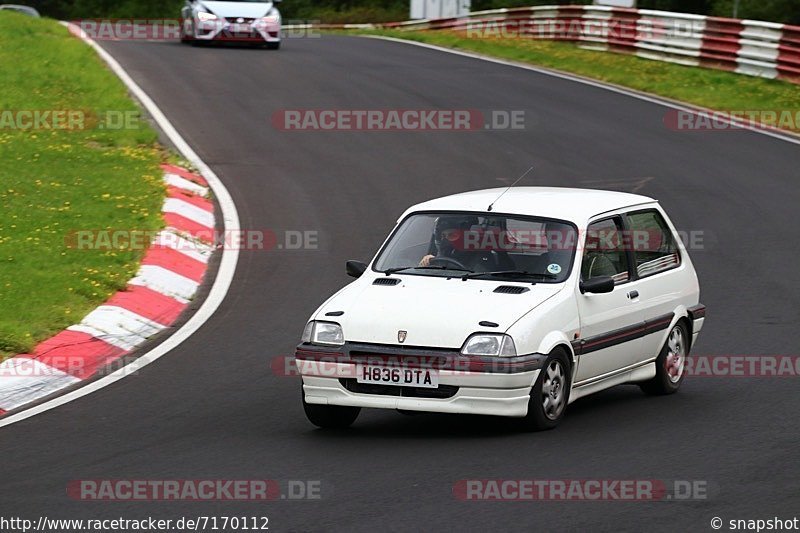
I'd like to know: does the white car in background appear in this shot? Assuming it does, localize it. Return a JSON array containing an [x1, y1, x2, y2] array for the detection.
[[180, 0, 281, 49], [296, 188, 706, 431], [0, 4, 40, 17]]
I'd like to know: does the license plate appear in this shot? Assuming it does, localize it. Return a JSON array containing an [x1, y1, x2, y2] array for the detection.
[[356, 365, 439, 389], [229, 23, 251, 33]]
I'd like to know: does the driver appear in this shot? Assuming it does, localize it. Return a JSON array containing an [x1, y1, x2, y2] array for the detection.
[[419, 216, 477, 267]]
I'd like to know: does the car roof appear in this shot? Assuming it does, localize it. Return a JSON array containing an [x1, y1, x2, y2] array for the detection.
[[400, 187, 657, 226], [0, 5, 40, 15]]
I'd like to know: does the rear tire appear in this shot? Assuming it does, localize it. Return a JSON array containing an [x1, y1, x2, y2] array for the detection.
[[640, 321, 688, 395], [520, 349, 571, 431], [301, 384, 360, 428], [265, 41, 280, 50]]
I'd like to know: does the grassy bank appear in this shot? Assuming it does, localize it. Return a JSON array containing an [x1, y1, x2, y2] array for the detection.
[[0, 13, 166, 357], [354, 30, 800, 130]]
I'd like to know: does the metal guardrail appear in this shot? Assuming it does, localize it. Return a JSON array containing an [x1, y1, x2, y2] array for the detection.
[[290, 5, 800, 84]]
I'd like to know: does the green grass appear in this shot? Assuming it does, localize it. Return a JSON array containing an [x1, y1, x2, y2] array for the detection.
[[352, 30, 800, 130], [0, 13, 166, 357]]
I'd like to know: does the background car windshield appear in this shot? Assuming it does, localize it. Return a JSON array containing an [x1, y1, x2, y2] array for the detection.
[[373, 213, 577, 282]]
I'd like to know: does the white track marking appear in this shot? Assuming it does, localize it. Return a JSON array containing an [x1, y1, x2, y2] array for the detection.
[[0, 359, 81, 412], [164, 173, 210, 196], [363, 35, 800, 147], [68, 306, 166, 351], [153, 230, 213, 264], [163, 198, 215, 228], [129, 266, 198, 303], [0, 24, 241, 427]]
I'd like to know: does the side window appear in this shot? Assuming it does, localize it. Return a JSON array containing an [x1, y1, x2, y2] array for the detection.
[[626, 210, 680, 277], [582, 218, 629, 283]]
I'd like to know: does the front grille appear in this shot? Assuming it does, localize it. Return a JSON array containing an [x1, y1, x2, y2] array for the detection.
[[340, 379, 458, 399], [225, 17, 256, 23]]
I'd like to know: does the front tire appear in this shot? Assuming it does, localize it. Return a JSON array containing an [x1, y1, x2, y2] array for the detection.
[[265, 41, 280, 50], [520, 349, 571, 431], [640, 321, 688, 395], [301, 384, 360, 428], [180, 19, 194, 44]]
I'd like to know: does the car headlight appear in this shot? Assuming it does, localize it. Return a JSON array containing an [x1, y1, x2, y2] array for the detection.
[[461, 334, 517, 357], [197, 11, 218, 22], [301, 321, 344, 346], [261, 12, 280, 24]]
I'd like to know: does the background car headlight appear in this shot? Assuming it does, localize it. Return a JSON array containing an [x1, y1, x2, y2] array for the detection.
[[261, 12, 280, 24], [302, 321, 344, 346], [461, 334, 517, 357], [197, 11, 218, 21]]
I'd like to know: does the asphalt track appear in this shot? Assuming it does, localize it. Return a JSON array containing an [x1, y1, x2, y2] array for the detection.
[[2, 35, 800, 532]]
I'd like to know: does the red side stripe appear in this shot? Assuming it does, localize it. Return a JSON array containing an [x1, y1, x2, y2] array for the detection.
[[163, 212, 215, 242], [106, 284, 188, 325], [160, 164, 209, 186], [141, 247, 206, 283], [167, 186, 213, 212], [583, 327, 645, 348], [32, 330, 127, 380]]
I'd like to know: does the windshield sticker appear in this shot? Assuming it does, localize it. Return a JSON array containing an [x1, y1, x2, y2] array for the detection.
[[547, 263, 562, 275]]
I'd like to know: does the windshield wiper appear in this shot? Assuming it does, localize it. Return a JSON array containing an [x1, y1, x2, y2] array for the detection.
[[460, 270, 559, 281], [383, 265, 474, 275]]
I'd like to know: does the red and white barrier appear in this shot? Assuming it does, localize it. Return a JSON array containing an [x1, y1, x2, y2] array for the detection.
[[0, 165, 215, 414], [295, 5, 800, 84]]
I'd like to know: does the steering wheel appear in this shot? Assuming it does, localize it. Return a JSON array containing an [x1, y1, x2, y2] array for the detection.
[[429, 256, 469, 270]]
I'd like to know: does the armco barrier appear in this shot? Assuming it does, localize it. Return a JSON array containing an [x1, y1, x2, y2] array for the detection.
[[292, 5, 800, 84]]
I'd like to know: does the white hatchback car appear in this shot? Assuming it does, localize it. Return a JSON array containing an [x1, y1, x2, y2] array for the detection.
[[180, 0, 281, 48], [296, 188, 705, 430]]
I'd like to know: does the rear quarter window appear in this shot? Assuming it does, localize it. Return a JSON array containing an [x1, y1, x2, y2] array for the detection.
[[626, 209, 680, 277]]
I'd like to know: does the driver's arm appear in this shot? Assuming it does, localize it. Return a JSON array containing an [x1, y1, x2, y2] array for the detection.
[[419, 255, 435, 267]]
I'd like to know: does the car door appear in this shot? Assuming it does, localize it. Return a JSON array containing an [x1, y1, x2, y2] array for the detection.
[[574, 216, 645, 384], [623, 208, 684, 362]]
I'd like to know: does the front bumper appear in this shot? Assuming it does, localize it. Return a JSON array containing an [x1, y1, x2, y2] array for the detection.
[[687, 304, 706, 348], [296, 343, 544, 417], [193, 19, 280, 42]]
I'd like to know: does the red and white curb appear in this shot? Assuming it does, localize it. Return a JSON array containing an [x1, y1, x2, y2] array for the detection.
[[0, 164, 216, 415]]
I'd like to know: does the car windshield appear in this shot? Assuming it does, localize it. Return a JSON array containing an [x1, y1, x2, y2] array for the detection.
[[373, 212, 578, 283]]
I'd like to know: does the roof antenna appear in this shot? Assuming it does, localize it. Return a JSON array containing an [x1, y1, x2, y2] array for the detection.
[[488, 165, 534, 212]]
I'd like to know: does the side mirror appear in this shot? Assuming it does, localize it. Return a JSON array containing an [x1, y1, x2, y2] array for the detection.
[[579, 276, 615, 294], [346, 260, 367, 278]]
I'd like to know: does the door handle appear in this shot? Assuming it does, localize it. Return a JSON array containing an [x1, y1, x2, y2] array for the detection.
[[627, 290, 639, 299]]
